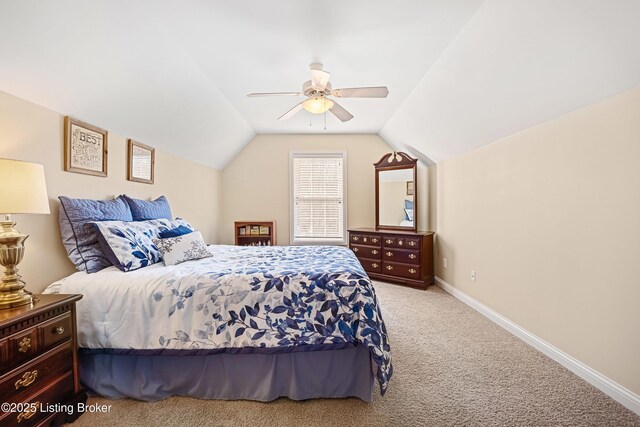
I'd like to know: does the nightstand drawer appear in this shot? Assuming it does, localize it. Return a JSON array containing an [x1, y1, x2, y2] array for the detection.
[[0, 341, 73, 404], [6, 329, 39, 368], [39, 313, 72, 350], [0, 372, 74, 427], [350, 244, 382, 260]]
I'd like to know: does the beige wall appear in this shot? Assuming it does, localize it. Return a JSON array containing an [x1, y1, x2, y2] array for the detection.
[[0, 91, 222, 292], [436, 87, 640, 395], [221, 134, 396, 245]]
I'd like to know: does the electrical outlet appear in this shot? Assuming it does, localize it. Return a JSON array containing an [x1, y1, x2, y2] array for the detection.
[[442, 257, 448, 269], [471, 270, 477, 282]]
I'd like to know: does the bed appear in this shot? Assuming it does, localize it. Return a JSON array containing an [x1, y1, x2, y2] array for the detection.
[[45, 244, 392, 402]]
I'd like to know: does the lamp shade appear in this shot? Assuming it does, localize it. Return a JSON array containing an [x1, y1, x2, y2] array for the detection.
[[0, 159, 50, 214]]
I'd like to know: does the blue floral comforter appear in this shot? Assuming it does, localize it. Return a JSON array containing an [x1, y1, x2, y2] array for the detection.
[[49, 245, 393, 394]]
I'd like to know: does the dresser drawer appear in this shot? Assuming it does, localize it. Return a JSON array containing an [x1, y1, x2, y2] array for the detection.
[[5, 329, 39, 369], [382, 248, 420, 264], [39, 313, 72, 351], [382, 235, 421, 249], [350, 244, 382, 260], [349, 234, 381, 247], [0, 341, 73, 404], [0, 372, 74, 427], [360, 258, 382, 273], [382, 261, 421, 280]]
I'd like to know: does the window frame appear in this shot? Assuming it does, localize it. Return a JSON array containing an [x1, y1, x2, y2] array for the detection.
[[289, 151, 348, 246]]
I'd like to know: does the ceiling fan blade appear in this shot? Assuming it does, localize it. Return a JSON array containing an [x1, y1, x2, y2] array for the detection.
[[329, 101, 354, 122], [332, 86, 389, 98], [278, 102, 305, 121], [311, 68, 331, 91], [247, 92, 302, 97]]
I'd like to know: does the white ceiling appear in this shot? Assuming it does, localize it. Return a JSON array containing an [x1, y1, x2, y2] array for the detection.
[[1, 1, 639, 169]]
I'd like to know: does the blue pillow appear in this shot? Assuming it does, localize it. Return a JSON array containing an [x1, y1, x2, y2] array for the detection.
[[158, 225, 193, 239], [404, 199, 414, 210], [58, 196, 133, 273], [404, 199, 414, 221], [122, 195, 172, 221]]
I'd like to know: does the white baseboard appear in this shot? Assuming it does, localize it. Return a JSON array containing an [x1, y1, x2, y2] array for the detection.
[[435, 276, 640, 416]]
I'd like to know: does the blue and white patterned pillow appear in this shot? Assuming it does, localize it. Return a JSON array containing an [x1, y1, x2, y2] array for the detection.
[[153, 231, 212, 266], [93, 219, 193, 272]]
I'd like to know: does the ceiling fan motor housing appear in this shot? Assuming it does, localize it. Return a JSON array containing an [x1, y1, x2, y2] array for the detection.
[[303, 80, 332, 97]]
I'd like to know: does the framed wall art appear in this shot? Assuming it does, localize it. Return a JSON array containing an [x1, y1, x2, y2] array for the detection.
[[127, 139, 155, 184], [64, 117, 108, 177], [406, 180, 414, 196]]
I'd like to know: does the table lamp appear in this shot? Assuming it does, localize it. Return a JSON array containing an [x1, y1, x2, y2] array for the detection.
[[0, 158, 50, 309]]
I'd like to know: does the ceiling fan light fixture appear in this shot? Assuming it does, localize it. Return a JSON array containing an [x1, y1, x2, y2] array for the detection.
[[302, 96, 334, 114]]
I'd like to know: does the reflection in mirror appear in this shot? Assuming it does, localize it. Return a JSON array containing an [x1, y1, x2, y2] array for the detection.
[[378, 169, 414, 228]]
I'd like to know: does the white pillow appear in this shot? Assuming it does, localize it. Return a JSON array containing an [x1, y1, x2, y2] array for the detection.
[[153, 231, 212, 266], [404, 208, 414, 222]]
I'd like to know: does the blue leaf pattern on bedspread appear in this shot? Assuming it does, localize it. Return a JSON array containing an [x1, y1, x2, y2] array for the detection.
[[153, 245, 392, 395]]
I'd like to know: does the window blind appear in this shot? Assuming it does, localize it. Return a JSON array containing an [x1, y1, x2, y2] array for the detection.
[[292, 153, 345, 243]]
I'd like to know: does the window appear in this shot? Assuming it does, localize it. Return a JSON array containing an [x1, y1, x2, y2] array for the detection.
[[290, 152, 347, 245]]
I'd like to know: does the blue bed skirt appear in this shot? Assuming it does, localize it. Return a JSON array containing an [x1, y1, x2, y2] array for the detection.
[[79, 345, 374, 402]]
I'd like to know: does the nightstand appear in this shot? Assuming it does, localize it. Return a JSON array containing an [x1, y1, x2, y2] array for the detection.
[[0, 294, 86, 426]]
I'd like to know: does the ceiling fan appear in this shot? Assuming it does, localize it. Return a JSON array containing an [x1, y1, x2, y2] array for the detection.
[[247, 63, 389, 122]]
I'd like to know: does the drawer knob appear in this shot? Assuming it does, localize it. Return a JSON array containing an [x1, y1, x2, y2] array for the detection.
[[371, 250, 378, 255], [372, 263, 378, 268], [55, 326, 65, 335], [353, 247, 359, 253], [409, 254, 417, 259], [385, 239, 392, 244], [398, 240, 403, 245], [16, 403, 39, 423], [386, 251, 393, 257], [363, 237, 367, 243], [386, 265, 393, 271], [409, 268, 417, 274], [18, 337, 31, 353], [15, 370, 38, 389], [353, 236, 359, 241], [409, 241, 416, 246], [372, 238, 378, 243]]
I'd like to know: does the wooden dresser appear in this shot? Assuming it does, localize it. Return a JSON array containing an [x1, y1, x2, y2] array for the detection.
[[0, 294, 86, 426], [348, 228, 435, 289]]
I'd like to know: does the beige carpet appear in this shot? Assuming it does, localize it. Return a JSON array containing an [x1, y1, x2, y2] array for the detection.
[[69, 282, 640, 427]]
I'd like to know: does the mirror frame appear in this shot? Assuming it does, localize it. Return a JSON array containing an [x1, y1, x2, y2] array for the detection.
[[374, 151, 418, 232]]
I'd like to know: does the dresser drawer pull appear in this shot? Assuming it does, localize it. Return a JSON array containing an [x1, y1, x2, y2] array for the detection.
[[386, 265, 393, 271], [385, 251, 393, 257], [352, 236, 360, 242], [372, 263, 378, 268], [409, 254, 417, 260], [363, 237, 368, 243], [18, 337, 31, 353], [409, 241, 416, 247], [409, 268, 417, 274], [371, 250, 378, 255], [16, 403, 39, 423], [398, 240, 403, 246], [371, 238, 378, 243], [385, 239, 393, 244], [352, 247, 359, 253], [55, 326, 65, 335], [15, 370, 38, 389]]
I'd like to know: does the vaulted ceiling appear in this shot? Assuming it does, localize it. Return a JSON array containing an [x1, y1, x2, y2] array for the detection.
[[1, 1, 639, 169]]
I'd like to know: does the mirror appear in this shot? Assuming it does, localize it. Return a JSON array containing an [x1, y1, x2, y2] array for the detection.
[[375, 152, 417, 231]]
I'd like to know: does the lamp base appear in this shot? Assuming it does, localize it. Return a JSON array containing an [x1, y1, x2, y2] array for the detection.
[[0, 289, 33, 309], [0, 220, 32, 310]]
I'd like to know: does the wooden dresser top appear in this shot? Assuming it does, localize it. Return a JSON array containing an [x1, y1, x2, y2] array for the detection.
[[348, 228, 435, 236]]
